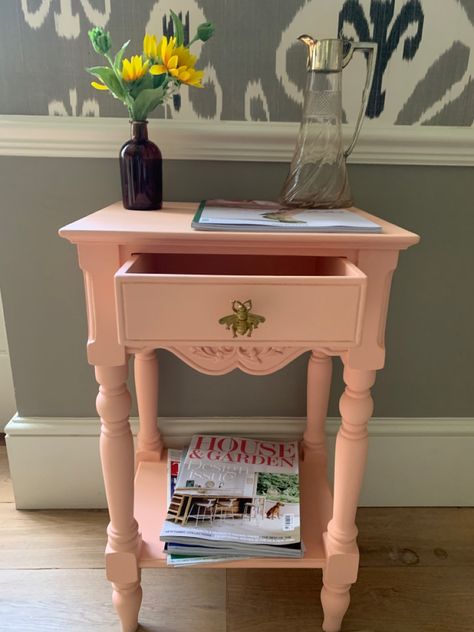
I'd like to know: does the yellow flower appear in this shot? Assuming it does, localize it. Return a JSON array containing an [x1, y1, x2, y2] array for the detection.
[[173, 66, 204, 87], [91, 80, 109, 91], [174, 45, 197, 70], [121, 55, 150, 82], [168, 46, 202, 86], [149, 39, 202, 86], [149, 35, 178, 75], [143, 33, 159, 60]]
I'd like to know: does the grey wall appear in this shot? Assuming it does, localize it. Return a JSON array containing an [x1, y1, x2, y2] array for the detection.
[[0, 156, 472, 419]]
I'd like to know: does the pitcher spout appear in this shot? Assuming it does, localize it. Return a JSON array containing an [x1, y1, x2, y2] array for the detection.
[[298, 35, 318, 70]]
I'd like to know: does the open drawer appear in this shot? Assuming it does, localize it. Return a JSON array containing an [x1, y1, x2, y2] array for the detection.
[[114, 253, 367, 346]]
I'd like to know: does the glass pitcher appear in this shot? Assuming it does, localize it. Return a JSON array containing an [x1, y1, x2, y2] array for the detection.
[[279, 37, 377, 209]]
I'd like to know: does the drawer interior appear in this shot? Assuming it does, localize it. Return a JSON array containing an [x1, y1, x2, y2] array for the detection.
[[126, 253, 354, 277]]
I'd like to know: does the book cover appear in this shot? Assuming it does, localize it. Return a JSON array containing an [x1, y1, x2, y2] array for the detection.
[[192, 200, 382, 233], [160, 435, 302, 556]]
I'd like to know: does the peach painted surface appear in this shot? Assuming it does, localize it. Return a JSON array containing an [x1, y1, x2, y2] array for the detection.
[[59, 201, 418, 249], [115, 254, 367, 346], [59, 202, 420, 632]]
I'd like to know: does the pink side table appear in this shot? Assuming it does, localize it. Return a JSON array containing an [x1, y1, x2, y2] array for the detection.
[[59, 202, 419, 632]]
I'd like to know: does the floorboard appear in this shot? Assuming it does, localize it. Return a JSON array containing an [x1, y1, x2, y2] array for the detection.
[[0, 504, 108, 569], [1, 446, 473, 631], [226, 567, 474, 632], [357, 507, 474, 568], [0, 445, 13, 502], [0, 569, 226, 632]]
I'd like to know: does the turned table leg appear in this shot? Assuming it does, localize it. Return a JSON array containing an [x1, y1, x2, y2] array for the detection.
[[135, 350, 163, 461], [95, 364, 142, 632], [321, 366, 376, 632], [304, 351, 332, 459]]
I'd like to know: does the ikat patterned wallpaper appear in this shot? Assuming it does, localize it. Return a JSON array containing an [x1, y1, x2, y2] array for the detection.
[[1, 0, 473, 126]]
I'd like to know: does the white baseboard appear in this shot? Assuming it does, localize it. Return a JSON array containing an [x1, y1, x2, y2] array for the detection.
[[5, 415, 474, 509]]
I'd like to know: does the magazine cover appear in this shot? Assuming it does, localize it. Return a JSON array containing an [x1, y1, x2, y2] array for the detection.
[[160, 435, 301, 555]]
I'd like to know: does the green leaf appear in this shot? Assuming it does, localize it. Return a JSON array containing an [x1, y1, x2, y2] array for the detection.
[[152, 73, 167, 90], [113, 40, 130, 72], [132, 86, 166, 121], [129, 72, 153, 99], [170, 10, 184, 46], [86, 66, 125, 100]]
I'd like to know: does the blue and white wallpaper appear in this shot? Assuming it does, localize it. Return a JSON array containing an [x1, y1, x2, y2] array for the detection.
[[1, 0, 473, 126]]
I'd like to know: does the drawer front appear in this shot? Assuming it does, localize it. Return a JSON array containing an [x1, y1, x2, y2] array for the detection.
[[115, 254, 367, 346]]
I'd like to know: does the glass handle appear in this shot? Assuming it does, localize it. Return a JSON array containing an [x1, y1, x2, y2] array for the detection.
[[342, 42, 377, 158]]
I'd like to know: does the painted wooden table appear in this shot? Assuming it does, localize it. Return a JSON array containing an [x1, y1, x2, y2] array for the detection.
[[59, 202, 419, 632]]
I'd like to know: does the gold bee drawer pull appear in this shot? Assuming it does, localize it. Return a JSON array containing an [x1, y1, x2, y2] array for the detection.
[[218, 300, 265, 338]]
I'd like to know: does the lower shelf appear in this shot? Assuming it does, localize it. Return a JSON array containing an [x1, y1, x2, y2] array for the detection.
[[134, 447, 333, 569]]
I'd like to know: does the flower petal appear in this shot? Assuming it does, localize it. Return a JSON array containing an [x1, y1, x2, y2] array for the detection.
[[91, 81, 109, 90], [150, 64, 166, 75], [160, 35, 168, 63], [168, 55, 178, 70], [122, 58, 132, 81], [151, 35, 158, 58], [132, 55, 140, 77], [166, 37, 177, 63]]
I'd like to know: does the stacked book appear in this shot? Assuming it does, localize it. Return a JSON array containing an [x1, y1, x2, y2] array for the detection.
[[162, 435, 303, 566]]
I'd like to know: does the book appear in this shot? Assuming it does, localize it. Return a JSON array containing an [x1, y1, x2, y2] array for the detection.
[[160, 435, 302, 559], [191, 200, 382, 233]]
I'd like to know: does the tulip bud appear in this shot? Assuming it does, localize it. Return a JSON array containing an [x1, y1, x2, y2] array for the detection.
[[88, 27, 112, 55], [196, 22, 215, 42]]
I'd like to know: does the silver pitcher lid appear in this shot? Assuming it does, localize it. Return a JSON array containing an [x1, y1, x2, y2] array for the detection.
[[299, 36, 345, 72]]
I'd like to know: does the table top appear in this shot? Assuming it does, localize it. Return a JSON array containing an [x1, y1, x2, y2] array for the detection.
[[59, 202, 420, 251]]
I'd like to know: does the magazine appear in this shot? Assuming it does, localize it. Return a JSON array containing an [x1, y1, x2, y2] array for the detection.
[[166, 449, 183, 506], [165, 448, 249, 566], [160, 435, 302, 558], [167, 553, 248, 567], [191, 200, 382, 233]]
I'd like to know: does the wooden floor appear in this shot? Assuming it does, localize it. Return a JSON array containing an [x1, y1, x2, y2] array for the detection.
[[1, 443, 473, 632]]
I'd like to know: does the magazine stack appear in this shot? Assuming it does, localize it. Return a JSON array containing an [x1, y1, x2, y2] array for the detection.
[[162, 435, 303, 566]]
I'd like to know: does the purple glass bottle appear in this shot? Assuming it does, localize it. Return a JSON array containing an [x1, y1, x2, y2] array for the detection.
[[119, 121, 162, 210]]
